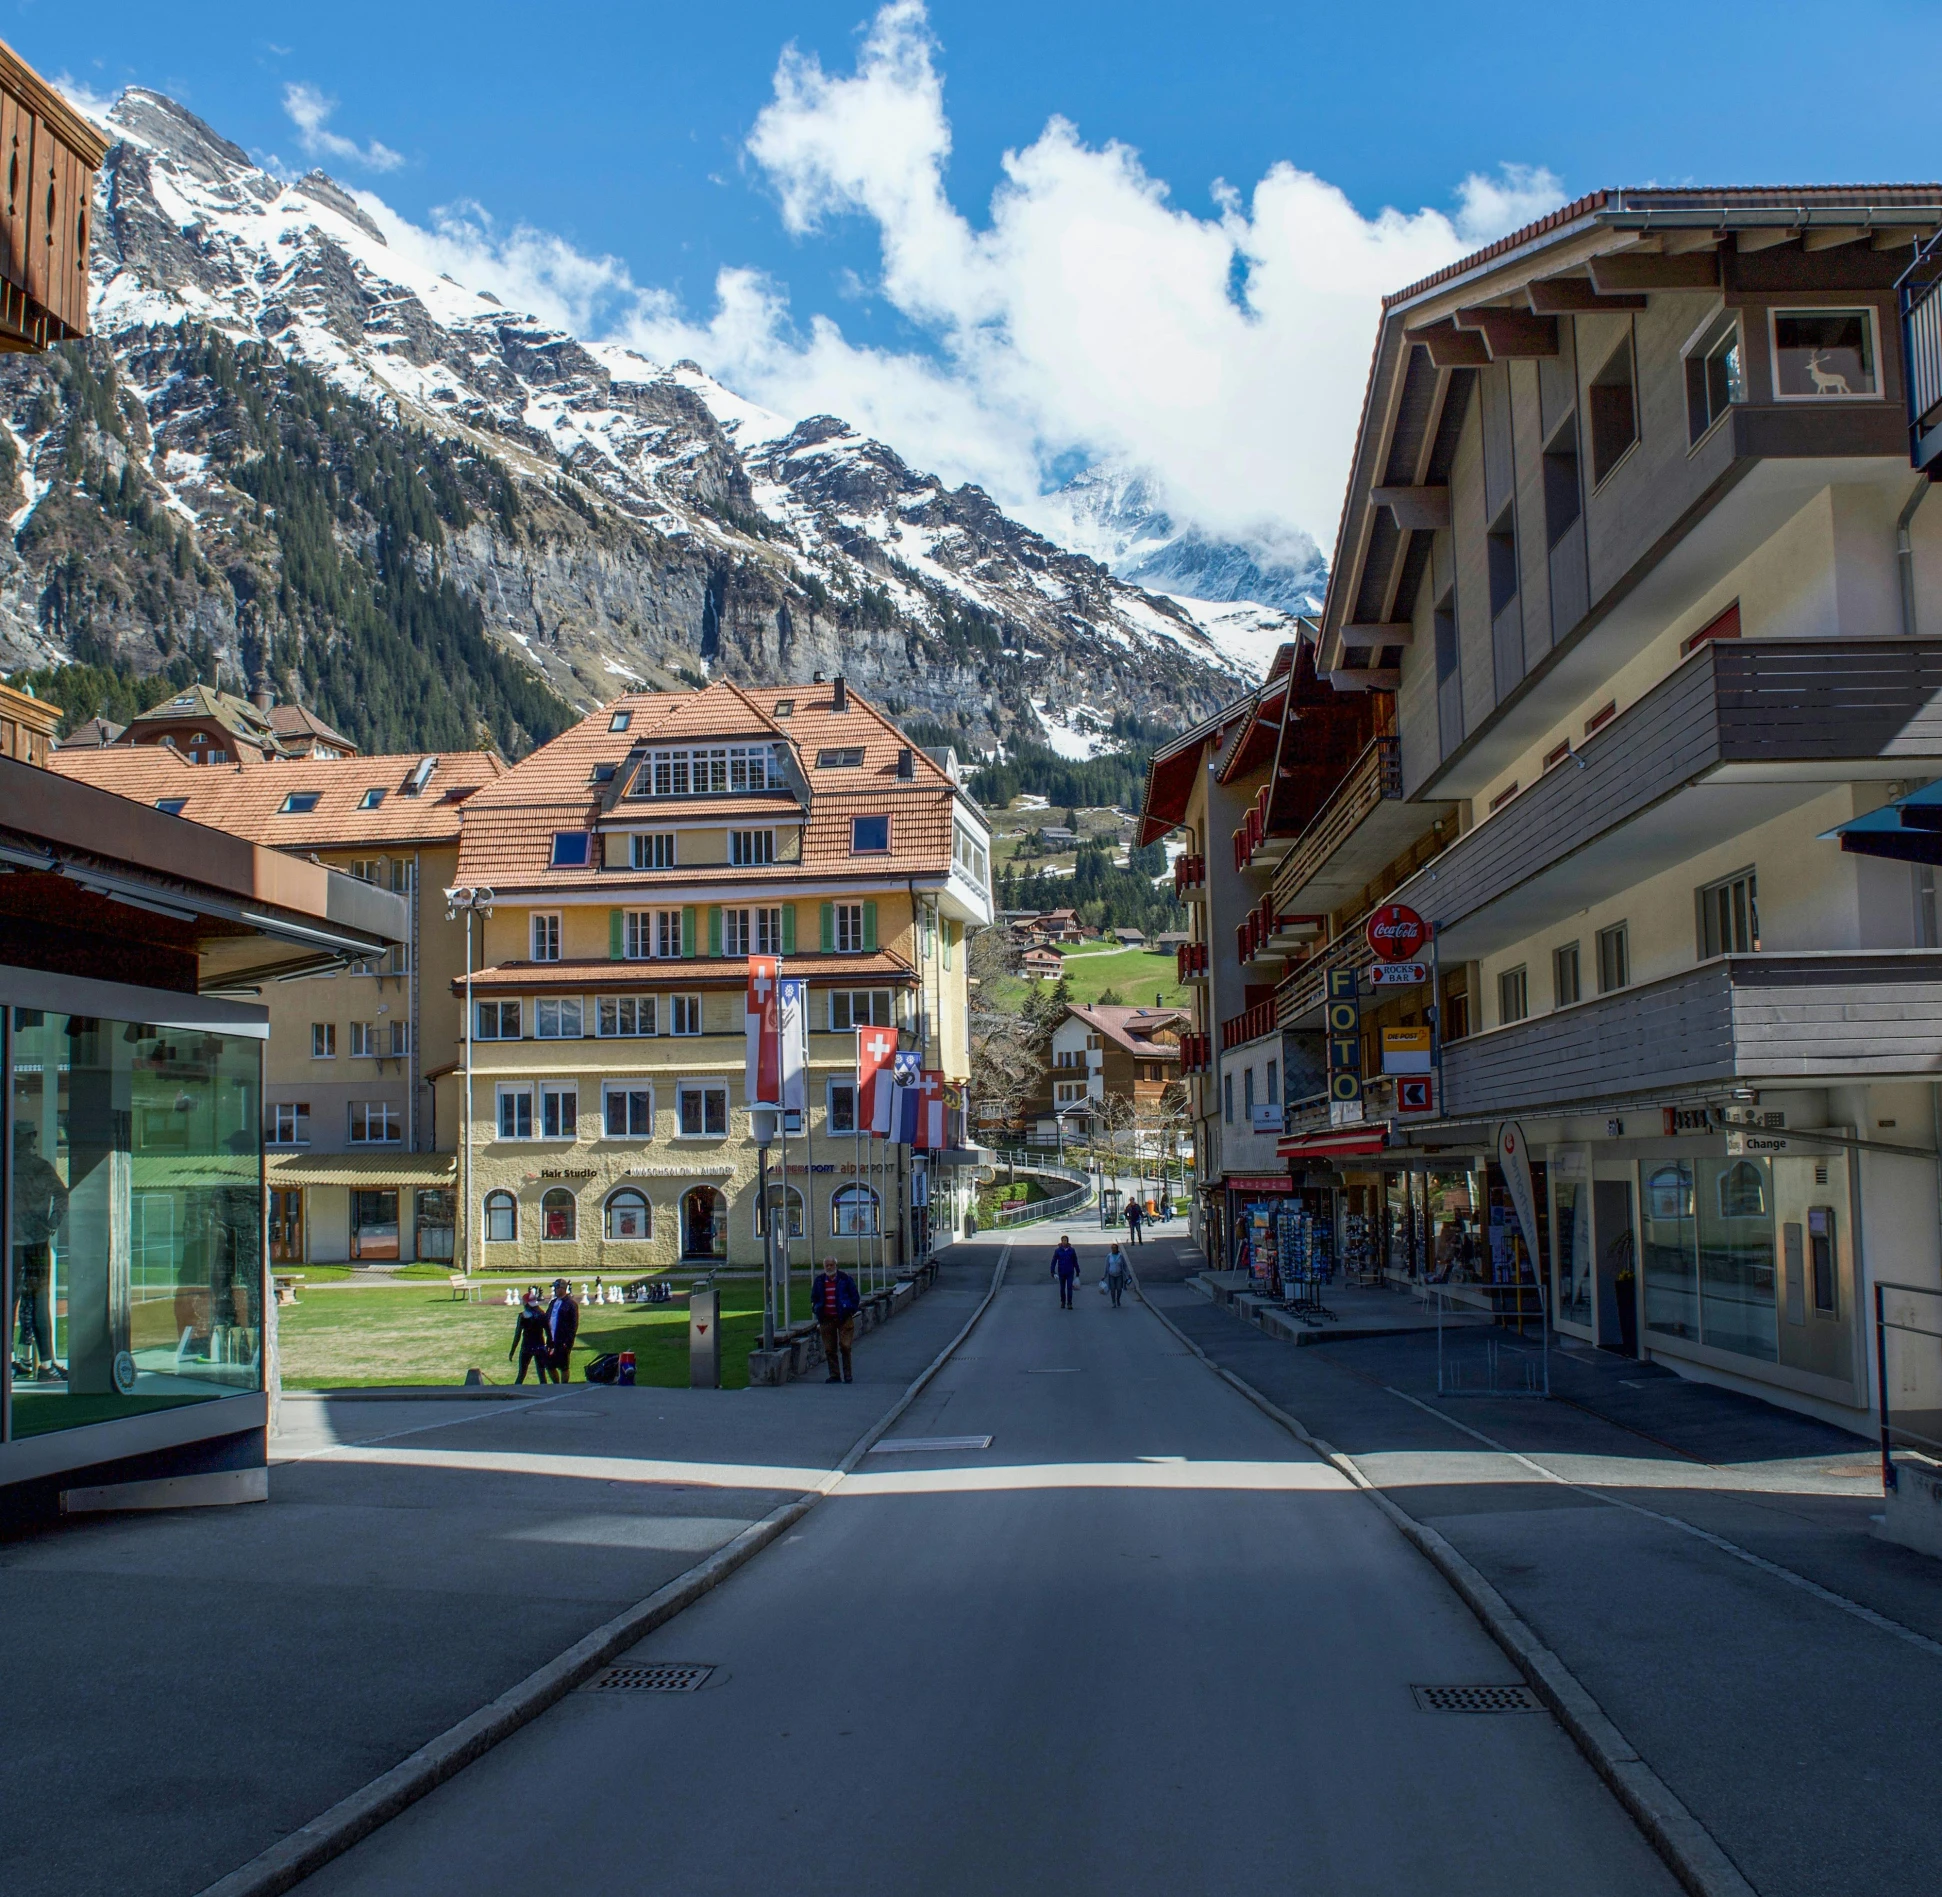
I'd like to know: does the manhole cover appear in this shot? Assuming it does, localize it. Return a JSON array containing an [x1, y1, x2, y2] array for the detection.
[[1412, 1684, 1544, 1714], [584, 1663, 715, 1693]]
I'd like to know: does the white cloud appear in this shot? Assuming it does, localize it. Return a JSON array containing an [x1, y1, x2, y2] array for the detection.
[[282, 82, 403, 174], [54, 74, 118, 124], [347, 2, 1562, 556]]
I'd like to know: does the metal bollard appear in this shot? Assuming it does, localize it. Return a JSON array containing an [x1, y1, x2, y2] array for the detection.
[[689, 1280, 720, 1389]]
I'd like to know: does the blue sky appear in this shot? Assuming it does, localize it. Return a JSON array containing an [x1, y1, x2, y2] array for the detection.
[[19, 0, 1942, 548]]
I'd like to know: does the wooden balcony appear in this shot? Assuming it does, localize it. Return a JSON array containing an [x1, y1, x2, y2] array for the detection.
[[1273, 736, 1451, 916], [0, 41, 107, 350]]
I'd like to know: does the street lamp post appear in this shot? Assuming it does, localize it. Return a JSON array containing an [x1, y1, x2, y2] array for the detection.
[[444, 886, 493, 1282]]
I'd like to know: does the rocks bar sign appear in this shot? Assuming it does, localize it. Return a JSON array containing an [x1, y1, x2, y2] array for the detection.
[[1365, 903, 1427, 963]]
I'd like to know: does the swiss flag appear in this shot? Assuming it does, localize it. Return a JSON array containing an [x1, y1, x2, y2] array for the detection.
[[918, 1069, 945, 1151], [745, 954, 780, 1105], [858, 1024, 898, 1136]]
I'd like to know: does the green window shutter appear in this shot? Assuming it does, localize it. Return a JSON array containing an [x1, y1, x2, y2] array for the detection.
[[707, 905, 723, 957], [609, 909, 623, 960], [820, 902, 835, 952], [681, 906, 696, 957], [862, 900, 878, 952], [781, 904, 796, 954]]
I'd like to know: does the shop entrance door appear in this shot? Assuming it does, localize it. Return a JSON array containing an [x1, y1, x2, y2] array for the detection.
[[351, 1189, 400, 1262], [269, 1188, 303, 1264], [1594, 1179, 1637, 1356]]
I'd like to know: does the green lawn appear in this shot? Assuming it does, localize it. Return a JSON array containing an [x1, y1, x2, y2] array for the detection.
[[277, 1275, 820, 1392], [988, 941, 1185, 1014]]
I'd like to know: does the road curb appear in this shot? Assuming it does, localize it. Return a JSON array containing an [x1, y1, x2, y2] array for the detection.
[[198, 1245, 1012, 1897], [1135, 1281, 1758, 1897]]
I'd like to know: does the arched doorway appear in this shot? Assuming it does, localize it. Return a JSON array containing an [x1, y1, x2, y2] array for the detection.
[[682, 1185, 727, 1260]]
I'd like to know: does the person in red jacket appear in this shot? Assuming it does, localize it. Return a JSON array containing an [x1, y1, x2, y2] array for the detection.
[[812, 1257, 861, 1383]]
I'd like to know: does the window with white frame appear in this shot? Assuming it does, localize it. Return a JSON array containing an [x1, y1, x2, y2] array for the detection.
[[730, 828, 775, 867], [833, 904, 865, 953], [312, 1023, 336, 1059], [348, 1101, 400, 1144], [268, 1102, 310, 1145], [389, 1022, 411, 1058], [632, 832, 677, 870], [596, 995, 657, 1037], [540, 1082, 578, 1140], [832, 1183, 878, 1235], [826, 1078, 858, 1134], [829, 988, 892, 1031], [1698, 868, 1760, 958], [668, 993, 703, 1036], [603, 1083, 653, 1137], [475, 1000, 521, 1040], [1597, 922, 1631, 994], [535, 997, 585, 1039], [676, 1081, 729, 1137], [633, 745, 778, 797], [531, 913, 561, 962], [625, 909, 683, 959], [1770, 307, 1879, 400], [348, 1021, 376, 1058], [1498, 966, 1529, 1025], [604, 1189, 650, 1240], [483, 1191, 517, 1242], [724, 907, 784, 957], [497, 1086, 534, 1140], [953, 824, 989, 888]]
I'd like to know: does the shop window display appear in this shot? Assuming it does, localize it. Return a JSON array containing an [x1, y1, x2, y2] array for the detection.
[[1695, 1156, 1777, 1361], [1642, 1161, 1699, 1341], [9, 1008, 262, 1438]]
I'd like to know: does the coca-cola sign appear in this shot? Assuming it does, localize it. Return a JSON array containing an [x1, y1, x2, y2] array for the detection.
[[1365, 903, 1427, 963]]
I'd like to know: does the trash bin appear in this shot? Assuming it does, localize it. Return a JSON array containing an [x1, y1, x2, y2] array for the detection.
[[689, 1281, 719, 1389]]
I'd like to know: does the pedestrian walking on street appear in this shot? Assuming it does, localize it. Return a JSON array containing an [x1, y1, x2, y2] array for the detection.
[[812, 1255, 861, 1383], [509, 1290, 551, 1385], [544, 1277, 580, 1383], [1125, 1197, 1145, 1246], [1103, 1242, 1132, 1308], [1051, 1234, 1080, 1309]]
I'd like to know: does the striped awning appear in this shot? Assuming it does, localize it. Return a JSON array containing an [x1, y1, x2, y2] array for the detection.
[[1277, 1126, 1389, 1159], [267, 1152, 457, 1187]]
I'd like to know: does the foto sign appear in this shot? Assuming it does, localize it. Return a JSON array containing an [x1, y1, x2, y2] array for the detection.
[[1326, 966, 1362, 1105], [1366, 903, 1427, 963], [1368, 961, 1427, 988]]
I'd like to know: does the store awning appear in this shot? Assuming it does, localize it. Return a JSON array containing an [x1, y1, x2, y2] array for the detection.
[[1221, 1173, 1294, 1193], [1824, 782, 1942, 865], [267, 1153, 457, 1187], [1277, 1126, 1390, 1159]]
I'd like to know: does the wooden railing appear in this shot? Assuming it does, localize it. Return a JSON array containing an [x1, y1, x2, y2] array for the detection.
[[1272, 736, 1401, 912], [1221, 998, 1277, 1051]]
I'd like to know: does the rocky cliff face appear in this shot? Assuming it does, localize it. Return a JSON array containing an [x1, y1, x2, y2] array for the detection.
[[0, 87, 1258, 754]]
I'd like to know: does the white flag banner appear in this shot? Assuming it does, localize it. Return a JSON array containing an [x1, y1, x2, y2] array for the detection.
[[1496, 1121, 1541, 1270], [778, 977, 808, 1113]]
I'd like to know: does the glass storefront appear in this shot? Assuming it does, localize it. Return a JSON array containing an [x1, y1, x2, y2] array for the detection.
[[9, 1007, 263, 1439], [1553, 1172, 1594, 1330], [1636, 1152, 1785, 1362], [1642, 1159, 1699, 1341]]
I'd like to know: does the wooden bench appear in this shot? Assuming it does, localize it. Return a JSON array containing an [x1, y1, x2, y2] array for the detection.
[[448, 1273, 484, 1303]]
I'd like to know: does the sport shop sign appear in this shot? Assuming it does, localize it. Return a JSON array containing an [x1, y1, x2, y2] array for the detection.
[[1365, 903, 1427, 963]]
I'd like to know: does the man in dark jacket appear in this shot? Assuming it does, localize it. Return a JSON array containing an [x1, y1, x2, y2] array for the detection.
[[1051, 1235, 1080, 1309], [544, 1278, 580, 1383], [509, 1291, 551, 1384], [1125, 1198, 1145, 1246], [811, 1256, 862, 1383]]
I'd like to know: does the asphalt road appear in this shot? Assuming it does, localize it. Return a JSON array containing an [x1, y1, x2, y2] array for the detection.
[[305, 1232, 1677, 1897]]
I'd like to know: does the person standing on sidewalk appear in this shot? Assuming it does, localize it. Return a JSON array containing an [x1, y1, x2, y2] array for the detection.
[[509, 1290, 551, 1385], [1051, 1235, 1080, 1310], [812, 1256, 861, 1383], [544, 1277, 580, 1383], [1103, 1242, 1132, 1308], [1125, 1197, 1145, 1247]]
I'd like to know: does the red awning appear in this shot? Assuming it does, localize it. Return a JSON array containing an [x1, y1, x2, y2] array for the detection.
[[1277, 1126, 1389, 1158]]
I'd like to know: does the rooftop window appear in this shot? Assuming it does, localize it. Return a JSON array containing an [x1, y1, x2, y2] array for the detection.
[[773, 699, 795, 718], [155, 797, 187, 816], [280, 792, 321, 815], [590, 764, 616, 784], [629, 744, 779, 798], [359, 788, 386, 809], [551, 831, 592, 867], [852, 814, 890, 854], [610, 710, 632, 732], [818, 747, 865, 768]]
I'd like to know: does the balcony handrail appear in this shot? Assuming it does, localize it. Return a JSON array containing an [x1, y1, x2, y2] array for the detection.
[[1220, 998, 1278, 1051], [1272, 734, 1402, 911], [1901, 230, 1942, 461]]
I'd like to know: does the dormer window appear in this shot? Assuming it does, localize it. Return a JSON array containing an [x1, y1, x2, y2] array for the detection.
[[280, 792, 321, 814], [773, 699, 795, 719], [818, 747, 864, 769], [551, 832, 592, 867], [630, 744, 779, 797]]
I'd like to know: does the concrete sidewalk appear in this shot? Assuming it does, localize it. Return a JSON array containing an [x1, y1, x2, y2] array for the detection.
[[0, 1245, 1001, 1897], [1143, 1235, 1942, 1897]]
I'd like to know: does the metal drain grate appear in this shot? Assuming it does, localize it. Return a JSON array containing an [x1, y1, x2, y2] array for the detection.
[[584, 1663, 714, 1694], [1412, 1684, 1545, 1714]]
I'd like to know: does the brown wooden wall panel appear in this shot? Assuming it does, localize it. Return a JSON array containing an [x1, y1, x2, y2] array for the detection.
[[45, 128, 76, 333], [0, 89, 30, 303], [19, 108, 44, 310]]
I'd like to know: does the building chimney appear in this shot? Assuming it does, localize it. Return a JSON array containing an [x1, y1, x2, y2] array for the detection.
[[813, 669, 826, 683], [250, 669, 273, 715], [832, 674, 848, 712]]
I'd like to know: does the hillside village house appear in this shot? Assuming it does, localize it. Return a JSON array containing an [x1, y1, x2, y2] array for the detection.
[[1031, 1003, 1187, 1141], [1020, 945, 1066, 981], [438, 678, 991, 1277], [47, 744, 506, 1263], [1150, 184, 1942, 1434], [91, 681, 356, 766]]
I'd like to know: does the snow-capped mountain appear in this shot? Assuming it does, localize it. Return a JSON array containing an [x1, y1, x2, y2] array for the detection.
[[0, 87, 1263, 756], [1042, 460, 1328, 619]]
